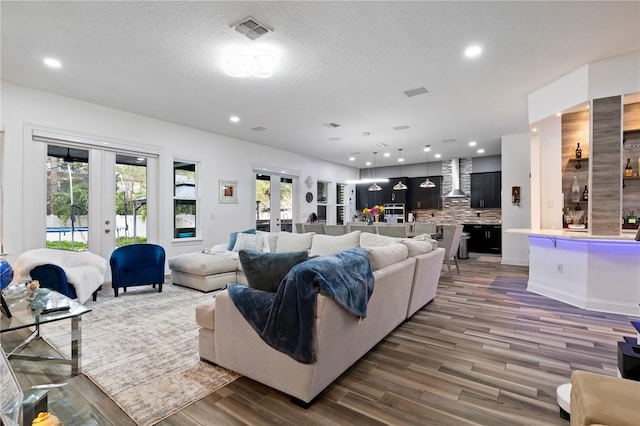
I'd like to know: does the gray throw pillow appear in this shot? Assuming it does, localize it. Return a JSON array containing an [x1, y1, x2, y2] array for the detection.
[[238, 249, 308, 292], [227, 228, 256, 251]]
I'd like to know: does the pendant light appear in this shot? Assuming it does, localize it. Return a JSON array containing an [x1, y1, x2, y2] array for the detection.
[[393, 148, 408, 190], [368, 151, 382, 191], [420, 145, 436, 188]]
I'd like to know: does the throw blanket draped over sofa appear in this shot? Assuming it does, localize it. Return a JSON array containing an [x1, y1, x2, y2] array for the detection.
[[228, 248, 374, 364]]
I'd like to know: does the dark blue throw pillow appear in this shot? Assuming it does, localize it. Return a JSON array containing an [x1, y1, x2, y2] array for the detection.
[[227, 228, 256, 251], [239, 249, 309, 292]]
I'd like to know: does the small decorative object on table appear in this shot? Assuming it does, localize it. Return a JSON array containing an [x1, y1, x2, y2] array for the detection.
[[0, 258, 14, 317], [362, 205, 385, 225], [26, 280, 40, 301], [31, 412, 63, 425], [30, 288, 50, 311]]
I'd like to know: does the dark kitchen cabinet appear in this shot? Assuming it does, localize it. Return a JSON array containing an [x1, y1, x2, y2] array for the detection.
[[470, 172, 501, 208], [409, 176, 443, 210], [381, 178, 409, 204], [464, 224, 502, 254]]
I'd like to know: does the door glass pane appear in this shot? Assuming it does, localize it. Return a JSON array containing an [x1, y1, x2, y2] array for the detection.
[[336, 183, 346, 225], [173, 161, 197, 238], [317, 181, 329, 223], [280, 178, 293, 232], [116, 155, 147, 247], [46, 145, 89, 251], [256, 174, 271, 231]]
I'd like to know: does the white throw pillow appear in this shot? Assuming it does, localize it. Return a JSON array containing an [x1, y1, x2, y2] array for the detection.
[[275, 232, 315, 252], [310, 231, 361, 257], [360, 232, 400, 247], [400, 239, 433, 257], [365, 243, 408, 271], [232, 232, 265, 252]]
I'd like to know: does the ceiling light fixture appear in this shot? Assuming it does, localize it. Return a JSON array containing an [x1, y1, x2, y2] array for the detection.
[[383, 152, 390, 157], [349, 156, 355, 161], [368, 152, 383, 192], [420, 145, 436, 188], [393, 149, 408, 191], [468, 141, 477, 147], [224, 50, 276, 78], [230, 116, 240, 123], [435, 154, 442, 159], [477, 149, 485, 154], [464, 45, 482, 58], [43, 57, 62, 68]]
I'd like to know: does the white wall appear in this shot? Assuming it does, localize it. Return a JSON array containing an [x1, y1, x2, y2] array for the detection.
[[0, 82, 358, 262], [501, 133, 531, 266]]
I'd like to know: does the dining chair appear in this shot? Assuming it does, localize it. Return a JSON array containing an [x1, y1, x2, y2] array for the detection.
[[438, 224, 464, 274], [413, 222, 437, 234], [348, 224, 377, 234], [376, 224, 407, 238], [303, 223, 325, 234], [323, 225, 347, 235], [294, 223, 304, 233]]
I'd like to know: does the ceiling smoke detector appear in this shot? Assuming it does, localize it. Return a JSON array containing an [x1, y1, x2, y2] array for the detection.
[[232, 16, 272, 40]]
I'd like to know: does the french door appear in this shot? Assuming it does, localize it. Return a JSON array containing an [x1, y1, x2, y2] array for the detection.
[[255, 173, 295, 232], [33, 128, 159, 263]]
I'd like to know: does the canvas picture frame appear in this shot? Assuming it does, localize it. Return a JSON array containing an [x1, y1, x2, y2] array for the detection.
[[219, 180, 238, 204]]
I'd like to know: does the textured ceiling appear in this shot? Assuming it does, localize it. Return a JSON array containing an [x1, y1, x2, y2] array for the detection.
[[2, 1, 639, 168]]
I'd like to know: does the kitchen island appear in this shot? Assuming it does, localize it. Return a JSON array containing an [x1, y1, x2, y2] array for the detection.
[[507, 228, 640, 316]]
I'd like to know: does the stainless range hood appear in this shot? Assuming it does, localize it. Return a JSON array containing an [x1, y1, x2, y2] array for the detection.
[[443, 158, 467, 198]]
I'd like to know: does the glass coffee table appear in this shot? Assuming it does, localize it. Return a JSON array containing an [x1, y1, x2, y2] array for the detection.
[[0, 289, 91, 375]]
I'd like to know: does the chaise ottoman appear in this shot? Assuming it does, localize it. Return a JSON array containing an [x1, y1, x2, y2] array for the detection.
[[168, 252, 245, 292]]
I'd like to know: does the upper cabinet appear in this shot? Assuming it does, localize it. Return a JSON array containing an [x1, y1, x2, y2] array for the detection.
[[408, 176, 442, 210], [470, 172, 501, 208]]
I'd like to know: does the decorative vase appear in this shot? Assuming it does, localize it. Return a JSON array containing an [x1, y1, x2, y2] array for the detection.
[[375, 214, 379, 223]]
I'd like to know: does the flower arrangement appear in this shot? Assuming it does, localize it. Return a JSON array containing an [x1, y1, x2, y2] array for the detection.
[[362, 205, 385, 223]]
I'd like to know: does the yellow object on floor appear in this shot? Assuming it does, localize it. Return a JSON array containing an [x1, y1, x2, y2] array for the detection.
[[31, 412, 62, 426]]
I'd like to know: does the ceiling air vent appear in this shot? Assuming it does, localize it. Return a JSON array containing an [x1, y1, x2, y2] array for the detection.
[[328, 137, 342, 142], [442, 138, 457, 143], [393, 125, 410, 131], [232, 16, 272, 40], [403, 87, 428, 97], [251, 126, 267, 132], [324, 123, 342, 128]]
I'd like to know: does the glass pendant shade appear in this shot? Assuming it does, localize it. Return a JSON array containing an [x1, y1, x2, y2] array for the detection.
[[368, 182, 382, 191], [420, 178, 435, 188], [393, 180, 408, 190]]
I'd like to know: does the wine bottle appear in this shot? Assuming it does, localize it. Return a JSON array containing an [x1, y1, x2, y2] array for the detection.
[[575, 143, 582, 159], [571, 176, 580, 202], [625, 158, 633, 177], [627, 210, 637, 225], [582, 185, 588, 201]]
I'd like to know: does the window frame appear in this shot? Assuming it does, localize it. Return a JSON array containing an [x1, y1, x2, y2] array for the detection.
[[173, 159, 199, 240]]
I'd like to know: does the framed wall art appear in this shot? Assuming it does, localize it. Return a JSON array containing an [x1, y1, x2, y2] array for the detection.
[[219, 180, 238, 204]]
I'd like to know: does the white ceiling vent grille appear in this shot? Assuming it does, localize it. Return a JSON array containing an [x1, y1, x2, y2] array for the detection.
[[251, 126, 267, 132], [324, 123, 342, 128], [393, 125, 410, 131], [232, 16, 272, 40], [403, 87, 428, 97], [328, 137, 342, 141]]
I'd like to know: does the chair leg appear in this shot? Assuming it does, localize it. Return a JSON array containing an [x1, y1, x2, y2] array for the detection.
[[114, 287, 119, 297], [454, 256, 460, 274], [446, 257, 452, 274], [92, 290, 98, 301], [124, 287, 127, 293], [158, 283, 163, 293], [152, 284, 156, 289]]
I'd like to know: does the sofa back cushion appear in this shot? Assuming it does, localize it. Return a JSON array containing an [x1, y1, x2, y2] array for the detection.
[[399, 239, 433, 257], [365, 243, 408, 271], [310, 231, 361, 257], [238, 249, 309, 292], [275, 232, 315, 252], [360, 232, 399, 247]]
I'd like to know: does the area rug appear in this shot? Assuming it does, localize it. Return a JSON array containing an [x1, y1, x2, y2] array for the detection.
[[39, 283, 240, 426]]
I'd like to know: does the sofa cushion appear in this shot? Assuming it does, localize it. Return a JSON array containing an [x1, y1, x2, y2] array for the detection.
[[360, 232, 399, 247], [275, 232, 315, 252], [411, 233, 439, 250], [400, 239, 433, 257], [232, 232, 269, 252], [365, 243, 408, 271], [168, 252, 238, 275], [238, 249, 309, 292], [227, 228, 256, 251], [310, 231, 361, 257]]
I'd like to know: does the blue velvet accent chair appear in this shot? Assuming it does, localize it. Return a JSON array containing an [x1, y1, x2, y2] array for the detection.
[[30, 264, 101, 301], [110, 244, 166, 297]]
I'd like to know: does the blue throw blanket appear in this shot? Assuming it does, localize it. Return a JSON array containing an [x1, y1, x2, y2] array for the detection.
[[228, 247, 374, 364]]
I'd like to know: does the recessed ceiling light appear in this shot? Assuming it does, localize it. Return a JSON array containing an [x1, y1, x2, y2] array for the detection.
[[477, 149, 485, 154], [383, 152, 390, 157], [224, 50, 276, 78], [43, 57, 62, 68], [468, 141, 477, 147], [349, 156, 355, 161], [556, 112, 562, 117], [464, 45, 482, 58], [423, 145, 431, 152], [365, 161, 371, 166], [398, 158, 404, 163], [230, 116, 240, 123], [531, 127, 538, 133], [435, 154, 441, 159]]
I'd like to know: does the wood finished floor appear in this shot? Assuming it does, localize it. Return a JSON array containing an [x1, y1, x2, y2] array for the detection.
[[4, 254, 636, 425]]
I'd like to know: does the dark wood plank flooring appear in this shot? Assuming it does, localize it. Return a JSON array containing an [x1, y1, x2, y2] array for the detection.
[[4, 254, 636, 425]]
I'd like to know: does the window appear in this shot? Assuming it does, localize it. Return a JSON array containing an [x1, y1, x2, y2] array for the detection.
[[173, 161, 198, 238], [317, 181, 329, 223], [336, 183, 346, 225]]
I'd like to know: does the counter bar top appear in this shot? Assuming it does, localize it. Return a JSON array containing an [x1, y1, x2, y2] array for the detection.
[[507, 228, 638, 241]]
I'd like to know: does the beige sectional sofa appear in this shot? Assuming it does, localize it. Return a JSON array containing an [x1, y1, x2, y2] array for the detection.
[[193, 230, 445, 405]]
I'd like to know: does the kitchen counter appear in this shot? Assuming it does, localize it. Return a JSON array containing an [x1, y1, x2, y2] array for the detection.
[[507, 228, 640, 316]]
